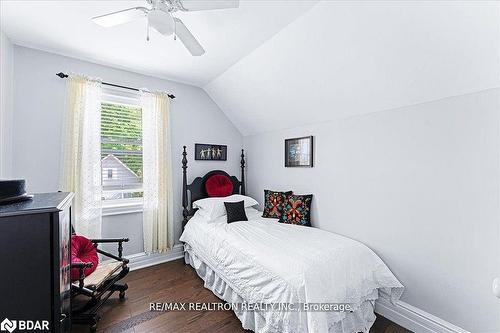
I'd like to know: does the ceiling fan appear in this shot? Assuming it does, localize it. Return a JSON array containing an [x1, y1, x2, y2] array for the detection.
[[92, 0, 240, 56]]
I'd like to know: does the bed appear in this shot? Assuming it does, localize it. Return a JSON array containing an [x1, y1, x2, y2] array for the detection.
[[179, 147, 404, 333]]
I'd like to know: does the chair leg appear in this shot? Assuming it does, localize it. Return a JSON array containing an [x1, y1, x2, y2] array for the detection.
[[72, 266, 130, 331], [110, 282, 128, 300]]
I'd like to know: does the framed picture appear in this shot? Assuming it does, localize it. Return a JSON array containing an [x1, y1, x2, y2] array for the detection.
[[285, 136, 314, 167], [195, 143, 227, 161]]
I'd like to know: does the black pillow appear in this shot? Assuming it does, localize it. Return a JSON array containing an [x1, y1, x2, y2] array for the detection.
[[224, 200, 248, 223]]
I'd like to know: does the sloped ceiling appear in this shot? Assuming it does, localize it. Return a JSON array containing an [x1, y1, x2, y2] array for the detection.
[[0, 0, 318, 86], [205, 1, 500, 136]]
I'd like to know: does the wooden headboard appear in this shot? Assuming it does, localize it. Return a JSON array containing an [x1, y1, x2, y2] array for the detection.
[[181, 146, 245, 228]]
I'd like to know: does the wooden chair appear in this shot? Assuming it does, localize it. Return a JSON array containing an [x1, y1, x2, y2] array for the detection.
[[71, 238, 130, 332]]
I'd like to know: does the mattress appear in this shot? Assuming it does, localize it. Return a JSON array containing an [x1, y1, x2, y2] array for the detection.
[[180, 207, 404, 333]]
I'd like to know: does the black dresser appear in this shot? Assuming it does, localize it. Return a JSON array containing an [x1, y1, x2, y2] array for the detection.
[[0, 192, 74, 333]]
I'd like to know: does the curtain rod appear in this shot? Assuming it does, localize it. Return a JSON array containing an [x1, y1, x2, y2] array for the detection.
[[56, 72, 175, 99]]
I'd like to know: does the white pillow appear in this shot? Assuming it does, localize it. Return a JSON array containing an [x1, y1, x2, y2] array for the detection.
[[193, 194, 258, 220]]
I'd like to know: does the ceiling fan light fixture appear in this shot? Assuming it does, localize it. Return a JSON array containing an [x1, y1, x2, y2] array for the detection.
[[148, 9, 174, 36], [92, 0, 240, 56]]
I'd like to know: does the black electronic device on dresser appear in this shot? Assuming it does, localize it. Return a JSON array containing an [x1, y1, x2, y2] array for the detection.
[[0, 192, 74, 333]]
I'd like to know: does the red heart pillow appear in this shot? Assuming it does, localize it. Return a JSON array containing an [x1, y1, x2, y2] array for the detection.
[[205, 174, 234, 197], [71, 235, 99, 281]]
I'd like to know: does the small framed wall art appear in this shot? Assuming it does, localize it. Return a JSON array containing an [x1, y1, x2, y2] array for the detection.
[[195, 143, 227, 161], [285, 136, 314, 167]]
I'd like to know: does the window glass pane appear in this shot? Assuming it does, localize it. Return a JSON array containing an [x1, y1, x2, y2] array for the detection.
[[101, 102, 143, 200]]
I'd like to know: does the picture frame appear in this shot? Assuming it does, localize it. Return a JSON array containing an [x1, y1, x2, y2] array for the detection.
[[285, 136, 314, 167], [195, 143, 227, 161]]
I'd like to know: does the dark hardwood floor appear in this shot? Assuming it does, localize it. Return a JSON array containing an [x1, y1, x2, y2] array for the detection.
[[72, 259, 411, 333]]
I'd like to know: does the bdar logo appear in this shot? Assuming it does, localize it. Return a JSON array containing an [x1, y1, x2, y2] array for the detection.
[[0, 318, 16, 333]]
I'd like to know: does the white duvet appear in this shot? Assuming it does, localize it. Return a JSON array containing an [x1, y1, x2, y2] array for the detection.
[[180, 208, 404, 333]]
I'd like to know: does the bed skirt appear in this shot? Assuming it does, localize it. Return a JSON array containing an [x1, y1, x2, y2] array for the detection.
[[184, 244, 377, 333]]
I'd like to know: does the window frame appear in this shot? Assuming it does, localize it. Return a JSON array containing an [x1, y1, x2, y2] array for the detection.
[[101, 88, 144, 215]]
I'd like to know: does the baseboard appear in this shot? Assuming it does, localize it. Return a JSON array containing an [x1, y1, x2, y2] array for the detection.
[[126, 244, 184, 271], [375, 297, 469, 333]]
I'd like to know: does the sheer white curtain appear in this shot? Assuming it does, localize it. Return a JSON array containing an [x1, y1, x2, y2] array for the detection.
[[141, 90, 172, 254], [60, 75, 102, 238]]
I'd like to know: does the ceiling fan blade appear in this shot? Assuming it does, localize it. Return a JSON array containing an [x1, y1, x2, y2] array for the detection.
[[92, 7, 147, 27], [179, 0, 239, 11], [174, 18, 205, 56], [148, 10, 175, 36]]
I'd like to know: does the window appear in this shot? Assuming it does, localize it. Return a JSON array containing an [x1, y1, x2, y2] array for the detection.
[[104, 168, 117, 180], [101, 99, 143, 201]]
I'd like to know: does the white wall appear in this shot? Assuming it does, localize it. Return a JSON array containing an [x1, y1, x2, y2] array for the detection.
[[11, 46, 243, 248], [0, 30, 13, 177], [243, 89, 500, 331], [207, 2, 500, 330], [102, 212, 143, 256]]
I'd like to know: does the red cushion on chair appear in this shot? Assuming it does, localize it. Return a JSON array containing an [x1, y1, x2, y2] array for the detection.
[[205, 174, 234, 197], [71, 235, 99, 281]]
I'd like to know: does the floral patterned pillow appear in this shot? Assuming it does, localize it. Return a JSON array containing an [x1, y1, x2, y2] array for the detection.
[[262, 190, 293, 219], [278, 194, 313, 226]]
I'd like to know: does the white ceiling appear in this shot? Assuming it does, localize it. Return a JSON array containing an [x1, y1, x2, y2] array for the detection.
[[2, 1, 499, 137], [0, 0, 318, 86], [205, 1, 500, 135]]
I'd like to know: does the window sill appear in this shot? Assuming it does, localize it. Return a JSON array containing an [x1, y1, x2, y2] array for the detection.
[[102, 199, 143, 217]]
